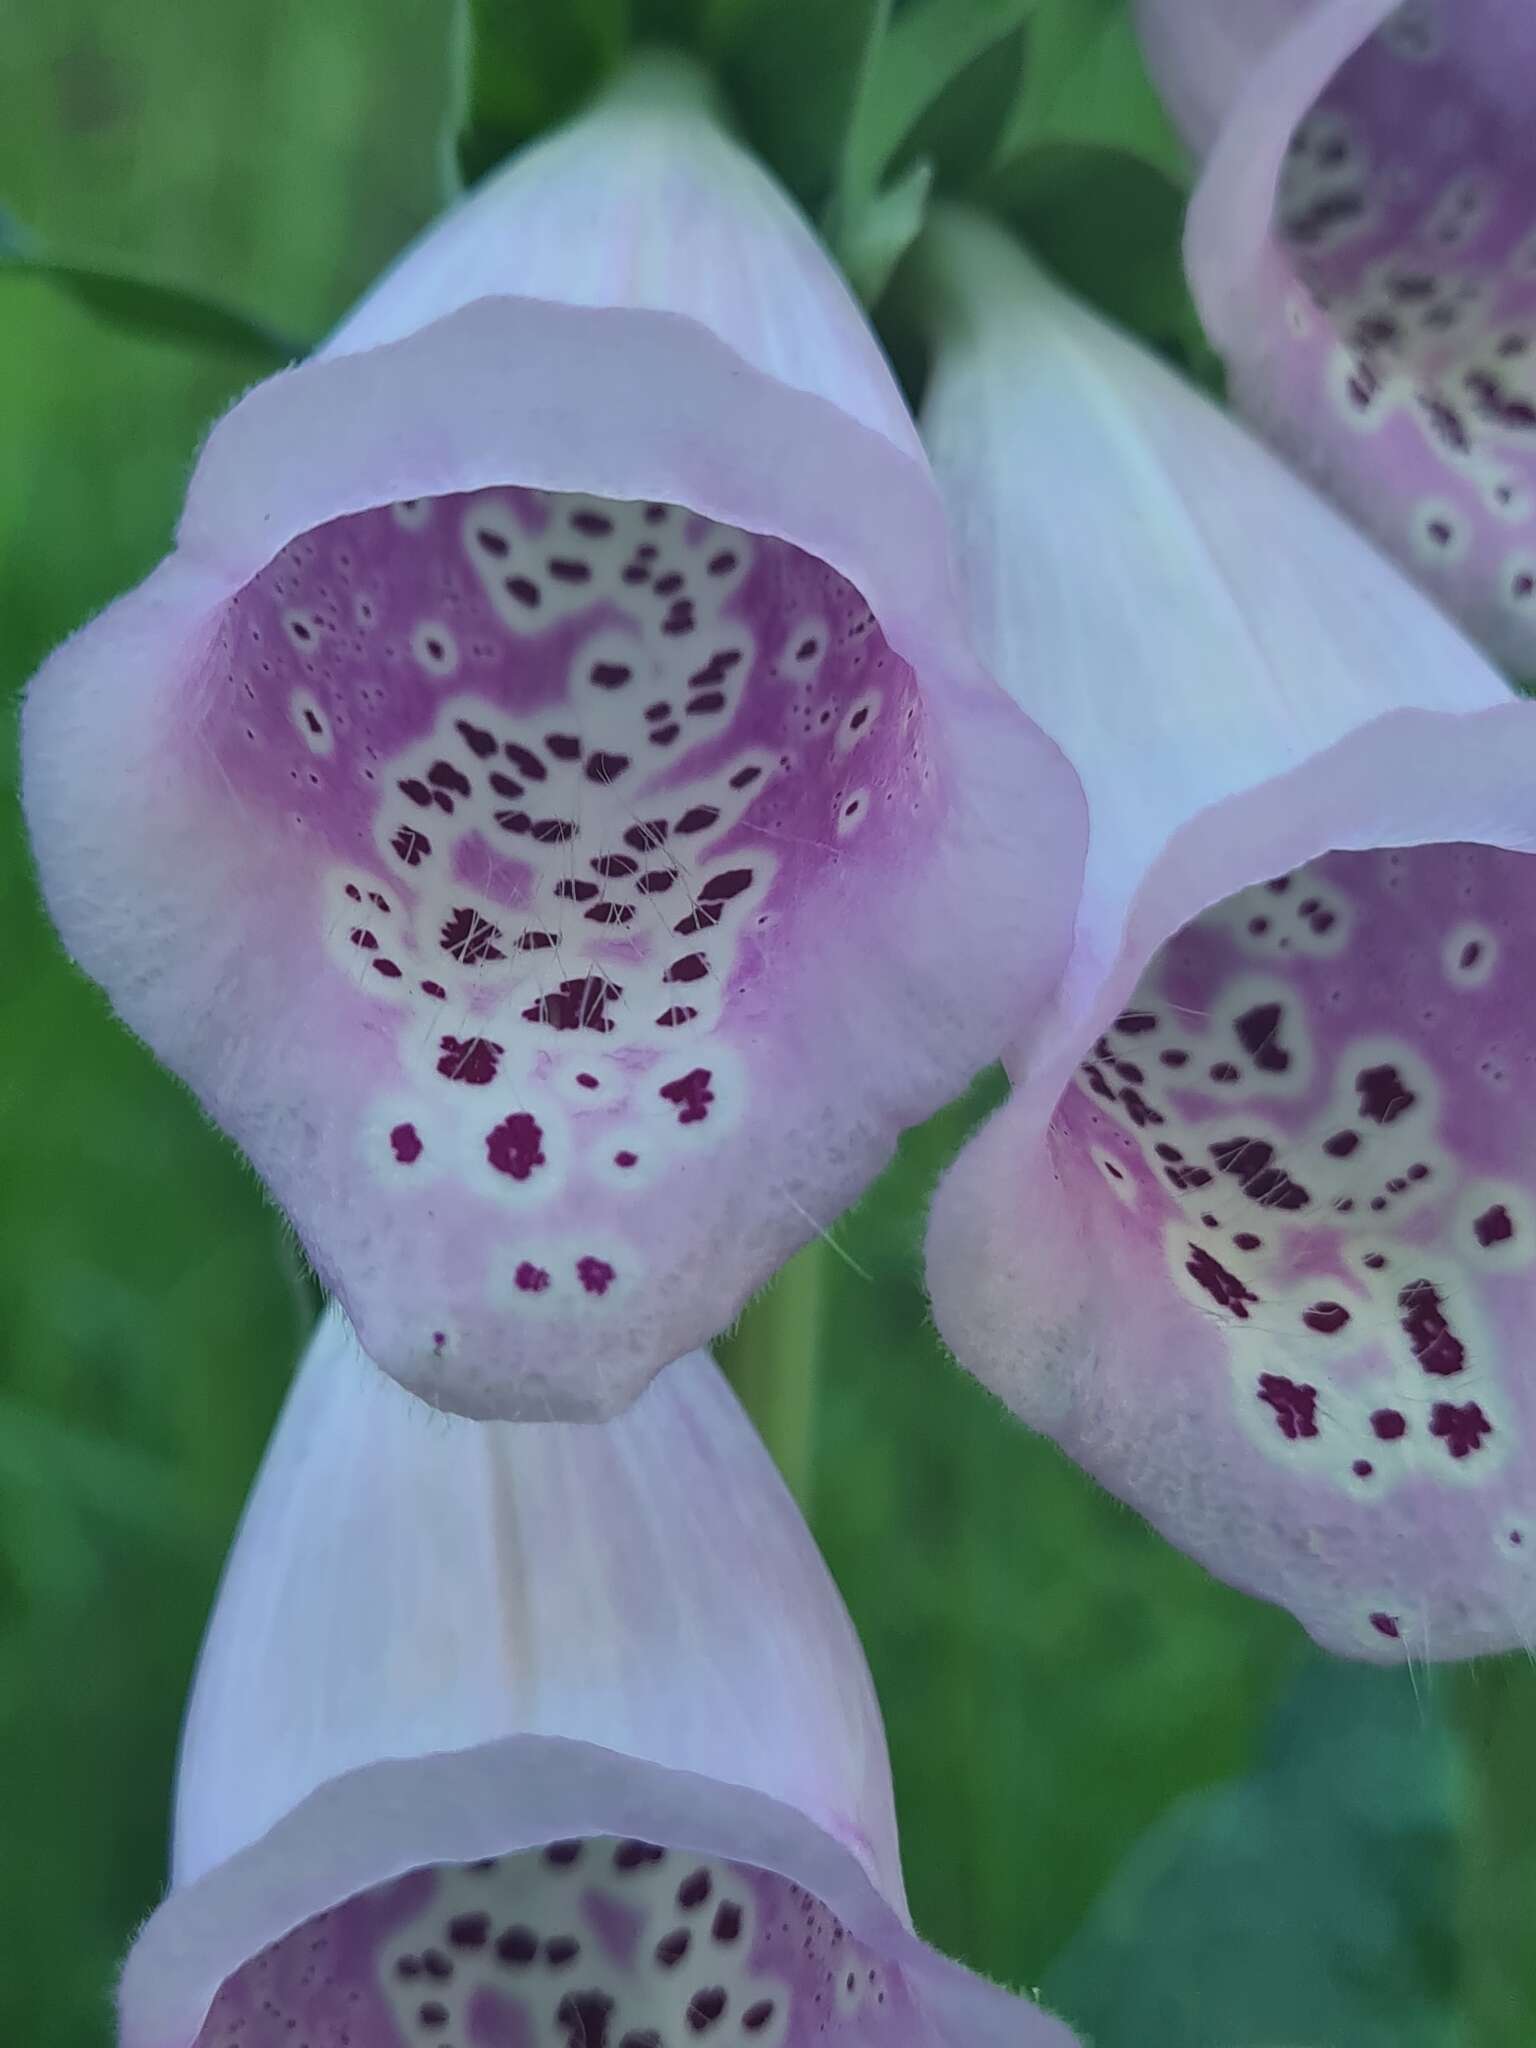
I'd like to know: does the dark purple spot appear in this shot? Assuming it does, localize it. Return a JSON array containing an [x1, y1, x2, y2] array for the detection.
[[1115, 1011, 1158, 1035], [531, 818, 577, 844], [586, 750, 631, 786], [546, 733, 582, 762], [625, 819, 668, 851], [422, 979, 447, 999], [1161, 1049, 1189, 1068], [1370, 1612, 1401, 1640], [1302, 1301, 1351, 1335], [441, 906, 506, 965], [1323, 1129, 1360, 1159], [437, 1034, 502, 1086], [419, 2001, 449, 2028], [615, 1150, 638, 1169], [546, 1937, 580, 1967], [650, 722, 680, 746], [592, 854, 639, 878], [572, 509, 613, 536], [688, 691, 726, 714], [486, 1113, 546, 1181], [662, 604, 696, 637], [505, 743, 547, 782], [795, 637, 818, 660], [350, 927, 379, 952], [1233, 1232, 1262, 1251], [399, 777, 433, 808], [657, 1005, 698, 1027], [729, 765, 762, 790], [1258, 1373, 1319, 1441], [742, 2003, 775, 2033], [1209, 1062, 1241, 1085], [1398, 1278, 1466, 1376], [497, 809, 532, 835], [455, 719, 497, 759], [506, 575, 540, 608], [1475, 1204, 1514, 1247], [1353, 1459, 1374, 1478], [576, 1073, 599, 1090], [555, 1991, 612, 2048], [665, 954, 708, 985], [392, 826, 431, 865], [660, 1068, 714, 1125], [475, 527, 510, 557], [428, 758, 472, 798], [1430, 1399, 1493, 1459], [523, 976, 621, 1033], [1371, 1408, 1406, 1441], [1357, 1063, 1416, 1126], [518, 930, 558, 951], [654, 572, 684, 596], [613, 1841, 666, 1870], [496, 1924, 537, 1964], [555, 880, 601, 902], [548, 558, 591, 584], [449, 1913, 490, 1949], [422, 1951, 452, 1979], [1187, 1244, 1259, 1318], [372, 957, 403, 979], [686, 1989, 727, 2033], [676, 806, 720, 834], [708, 551, 737, 575], [1209, 1136, 1311, 1211], [515, 1263, 550, 1294], [677, 1869, 712, 1910], [1234, 1002, 1290, 1074], [711, 1903, 742, 1944], [577, 1256, 615, 1296], [655, 1931, 691, 1969], [390, 1122, 422, 1165], [591, 661, 631, 689], [545, 1842, 583, 1866]]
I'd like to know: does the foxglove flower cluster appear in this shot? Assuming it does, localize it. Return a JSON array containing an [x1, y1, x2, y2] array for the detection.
[[1138, 0, 1536, 675], [919, 204, 1536, 1662], [22, 56, 1081, 1421], [121, 1311, 1077, 2048]]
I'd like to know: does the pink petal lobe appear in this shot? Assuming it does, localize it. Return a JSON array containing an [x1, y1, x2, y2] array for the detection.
[[23, 66, 1082, 1418], [1183, 0, 1536, 673], [120, 1311, 1078, 2048], [1134, 0, 1314, 155], [919, 209, 1536, 1659]]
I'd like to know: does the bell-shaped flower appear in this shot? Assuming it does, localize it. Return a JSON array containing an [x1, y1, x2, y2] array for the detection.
[[120, 1306, 1079, 2048], [1137, 0, 1536, 676], [917, 205, 1536, 1662], [22, 55, 1081, 1420]]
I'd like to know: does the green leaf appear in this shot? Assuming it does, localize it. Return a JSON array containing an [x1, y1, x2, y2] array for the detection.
[[460, 0, 627, 183], [830, 0, 1033, 299], [716, 0, 888, 212], [1045, 1660, 1467, 2047], [983, 141, 1220, 385], [805, 1078, 1300, 1983], [1002, 0, 1188, 179], [0, 246, 302, 368]]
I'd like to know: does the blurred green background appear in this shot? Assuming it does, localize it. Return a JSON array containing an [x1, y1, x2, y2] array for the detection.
[[1, 3, 1533, 2044]]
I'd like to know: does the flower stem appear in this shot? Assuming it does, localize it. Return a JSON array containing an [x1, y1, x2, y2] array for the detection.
[[721, 1239, 827, 1507]]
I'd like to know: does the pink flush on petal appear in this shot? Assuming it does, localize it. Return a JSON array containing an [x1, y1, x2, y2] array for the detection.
[[24, 62, 1080, 1419], [1032, 841, 1536, 1657], [221, 485, 926, 1359], [195, 1842, 924, 2048], [1186, 0, 1536, 674]]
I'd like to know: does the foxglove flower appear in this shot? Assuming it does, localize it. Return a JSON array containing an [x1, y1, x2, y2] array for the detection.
[[1137, 0, 1536, 676], [918, 206, 1536, 1662], [22, 57, 1080, 1419], [120, 1307, 1079, 2048]]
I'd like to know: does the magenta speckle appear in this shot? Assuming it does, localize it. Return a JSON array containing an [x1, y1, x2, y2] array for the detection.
[[577, 1256, 616, 1297], [390, 1122, 423, 1165], [486, 1114, 546, 1181]]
